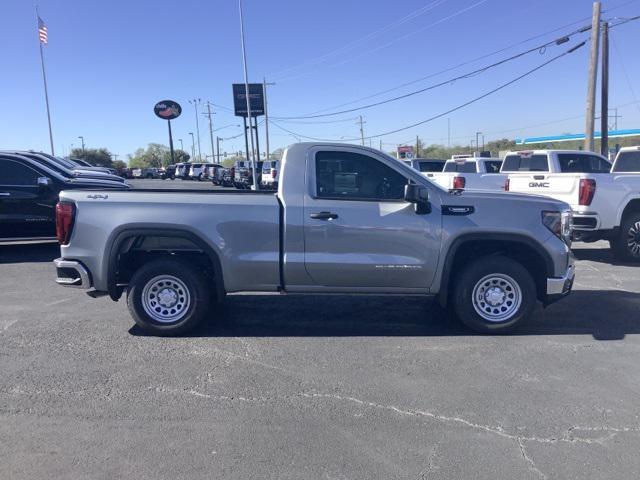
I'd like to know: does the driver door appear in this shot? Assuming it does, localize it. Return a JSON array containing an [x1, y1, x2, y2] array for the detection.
[[302, 148, 441, 291]]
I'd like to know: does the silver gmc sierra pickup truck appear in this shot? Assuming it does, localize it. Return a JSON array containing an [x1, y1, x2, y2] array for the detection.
[[53, 143, 575, 335]]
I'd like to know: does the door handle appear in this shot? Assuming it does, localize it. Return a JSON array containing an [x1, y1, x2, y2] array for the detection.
[[0, 192, 10, 197], [310, 211, 338, 220]]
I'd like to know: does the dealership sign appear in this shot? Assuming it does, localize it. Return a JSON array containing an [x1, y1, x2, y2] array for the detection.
[[232, 84, 265, 117], [154, 100, 182, 120], [397, 145, 414, 159]]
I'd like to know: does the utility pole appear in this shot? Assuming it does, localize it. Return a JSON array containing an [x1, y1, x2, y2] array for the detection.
[[189, 98, 202, 160], [203, 102, 216, 161], [600, 21, 609, 157], [78, 136, 85, 153], [447, 118, 451, 149], [178, 139, 184, 151], [216, 136, 222, 163], [357, 115, 365, 146], [475, 132, 482, 155], [263, 78, 275, 161], [584, 1, 601, 152], [415, 135, 420, 157]]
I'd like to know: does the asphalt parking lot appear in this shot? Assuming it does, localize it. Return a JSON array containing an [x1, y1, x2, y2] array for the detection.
[[1, 226, 640, 477]]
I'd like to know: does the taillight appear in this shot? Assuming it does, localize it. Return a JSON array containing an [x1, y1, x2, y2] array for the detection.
[[55, 202, 75, 245], [504, 178, 510, 191], [271, 168, 277, 179], [578, 178, 596, 206], [453, 176, 466, 189]]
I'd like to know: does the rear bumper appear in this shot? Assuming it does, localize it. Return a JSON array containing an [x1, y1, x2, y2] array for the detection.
[[545, 261, 575, 305], [53, 258, 92, 289], [572, 212, 600, 231]]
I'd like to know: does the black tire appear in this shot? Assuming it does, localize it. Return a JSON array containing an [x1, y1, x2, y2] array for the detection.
[[127, 259, 211, 336], [611, 211, 640, 263], [452, 256, 536, 334]]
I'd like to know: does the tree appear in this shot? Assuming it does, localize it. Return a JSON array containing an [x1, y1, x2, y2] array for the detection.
[[70, 148, 113, 167], [112, 160, 127, 170], [127, 144, 190, 168]]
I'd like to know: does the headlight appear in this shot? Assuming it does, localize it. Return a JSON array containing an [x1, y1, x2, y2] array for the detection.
[[542, 210, 572, 245]]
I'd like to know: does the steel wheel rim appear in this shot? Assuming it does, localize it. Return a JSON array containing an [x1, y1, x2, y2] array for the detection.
[[472, 273, 522, 323], [627, 221, 640, 257], [141, 275, 191, 324]]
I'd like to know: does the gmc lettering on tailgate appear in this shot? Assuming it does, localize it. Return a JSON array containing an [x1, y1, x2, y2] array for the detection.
[[529, 182, 550, 188]]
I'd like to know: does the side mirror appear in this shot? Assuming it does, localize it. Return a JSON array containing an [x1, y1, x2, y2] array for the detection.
[[404, 184, 431, 214], [37, 176, 52, 190]]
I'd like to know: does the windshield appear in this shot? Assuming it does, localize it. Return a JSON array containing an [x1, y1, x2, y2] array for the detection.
[[613, 151, 640, 172], [444, 161, 476, 173], [418, 161, 445, 172], [502, 154, 549, 172]]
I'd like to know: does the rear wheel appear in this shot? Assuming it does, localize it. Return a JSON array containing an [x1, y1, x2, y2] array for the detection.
[[612, 212, 640, 262], [127, 259, 211, 336], [453, 256, 536, 333]]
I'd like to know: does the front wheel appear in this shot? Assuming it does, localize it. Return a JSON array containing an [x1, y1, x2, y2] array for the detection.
[[453, 256, 536, 333], [127, 259, 211, 336], [611, 212, 640, 262]]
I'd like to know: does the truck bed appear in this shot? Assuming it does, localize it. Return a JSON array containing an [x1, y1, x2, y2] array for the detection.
[[59, 189, 281, 293]]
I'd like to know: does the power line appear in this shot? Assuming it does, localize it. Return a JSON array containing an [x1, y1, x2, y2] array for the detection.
[[269, 41, 586, 142], [272, 28, 589, 120], [276, 0, 492, 83]]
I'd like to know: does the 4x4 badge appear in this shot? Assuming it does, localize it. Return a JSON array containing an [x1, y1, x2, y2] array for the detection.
[[87, 194, 109, 199]]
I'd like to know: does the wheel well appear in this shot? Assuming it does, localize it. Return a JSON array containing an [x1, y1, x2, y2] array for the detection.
[[109, 233, 224, 302], [621, 199, 640, 222], [441, 239, 549, 306]]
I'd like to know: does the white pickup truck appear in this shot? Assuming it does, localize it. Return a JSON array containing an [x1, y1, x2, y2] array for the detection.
[[503, 149, 640, 261], [612, 146, 640, 173], [427, 155, 506, 191]]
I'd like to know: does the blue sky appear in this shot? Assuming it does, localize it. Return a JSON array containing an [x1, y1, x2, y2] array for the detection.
[[1, 0, 639, 160]]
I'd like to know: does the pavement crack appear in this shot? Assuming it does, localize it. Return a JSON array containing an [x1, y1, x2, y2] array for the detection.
[[299, 392, 637, 446], [518, 438, 548, 480]]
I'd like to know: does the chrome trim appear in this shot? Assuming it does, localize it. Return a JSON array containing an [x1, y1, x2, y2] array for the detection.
[[571, 213, 600, 231], [546, 263, 575, 295], [54, 258, 91, 289]]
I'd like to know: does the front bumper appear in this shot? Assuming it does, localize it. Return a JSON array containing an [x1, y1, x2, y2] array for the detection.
[[545, 261, 575, 305], [54, 258, 92, 289]]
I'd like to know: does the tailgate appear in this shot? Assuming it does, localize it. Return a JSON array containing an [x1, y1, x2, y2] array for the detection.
[[425, 172, 454, 189], [507, 174, 580, 204]]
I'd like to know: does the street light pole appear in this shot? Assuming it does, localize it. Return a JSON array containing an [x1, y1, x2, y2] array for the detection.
[[178, 139, 184, 151], [78, 136, 85, 153], [238, 0, 257, 190], [189, 98, 202, 160], [475, 132, 481, 155], [216, 136, 222, 163], [188, 132, 195, 160]]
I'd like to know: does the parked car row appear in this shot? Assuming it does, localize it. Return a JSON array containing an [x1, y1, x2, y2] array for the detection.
[[0, 151, 129, 242]]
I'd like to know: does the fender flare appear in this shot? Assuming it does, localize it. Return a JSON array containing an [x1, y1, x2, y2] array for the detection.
[[437, 232, 554, 308], [105, 226, 225, 301]]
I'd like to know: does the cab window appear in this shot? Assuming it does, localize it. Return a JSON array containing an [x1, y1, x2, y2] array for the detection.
[[558, 154, 611, 173], [0, 159, 40, 186], [501, 154, 549, 172], [315, 151, 407, 201]]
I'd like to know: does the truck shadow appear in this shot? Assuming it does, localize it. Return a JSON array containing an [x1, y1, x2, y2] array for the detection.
[[0, 242, 59, 264], [572, 245, 640, 267], [129, 290, 640, 340]]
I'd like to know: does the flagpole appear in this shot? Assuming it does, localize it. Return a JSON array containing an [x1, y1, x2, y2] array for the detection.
[[36, 7, 54, 155]]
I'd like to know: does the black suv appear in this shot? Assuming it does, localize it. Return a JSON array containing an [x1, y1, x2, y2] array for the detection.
[[0, 153, 129, 242]]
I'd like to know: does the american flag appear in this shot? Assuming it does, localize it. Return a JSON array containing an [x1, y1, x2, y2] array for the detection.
[[38, 16, 48, 45]]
